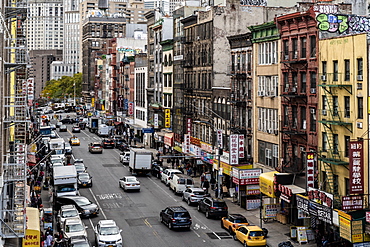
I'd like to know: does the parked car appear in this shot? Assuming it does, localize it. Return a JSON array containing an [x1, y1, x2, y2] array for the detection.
[[78, 172, 92, 188], [60, 125, 68, 132], [233, 225, 267, 247], [182, 187, 206, 205], [68, 235, 92, 247], [94, 220, 122, 247], [151, 163, 165, 178], [197, 197, 228, 219], [88, 142, 103, 154], [169, 174, 194, 194], [101, 139, 115, 148], [56, 122, 63, 128], [72, 125, 81, 133], [221, 214, 249, 235], [57, 204, 80, 231], [119, 151, 130, 165], [160, 206, 192, 230], [161, 169, 182, 186], [74, 163, 87, 174], [55, 196, 99, 218], [111, 135, 125, 148], [119, 176, 140, 191], [62, 218, 88, 239], [64, 143, 73, 155]]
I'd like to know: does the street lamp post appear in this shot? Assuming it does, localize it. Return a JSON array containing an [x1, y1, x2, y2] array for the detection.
[[73, 82, 76, 106], [217, 146, 222, 199]]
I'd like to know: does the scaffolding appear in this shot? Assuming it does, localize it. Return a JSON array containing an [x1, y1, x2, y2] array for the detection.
[[0, 0, 29, 239]]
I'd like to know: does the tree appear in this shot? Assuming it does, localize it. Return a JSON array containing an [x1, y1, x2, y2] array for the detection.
[[41, 73, 82, 100]]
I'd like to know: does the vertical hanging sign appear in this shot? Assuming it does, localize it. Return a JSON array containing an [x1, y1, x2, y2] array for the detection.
[[27, 78, 34, 100], [217, 129, 223, 149], [128, 102, 134, 115], [229, 134, 239, 165], [238, 135, 245, 159], [183, 134, 190, 153], [186, 118, 192, 135], [349, 140, 364, 194], [154, 114, 159, 129], [306, 152, 315, 189], [164, 109, 171, 128]]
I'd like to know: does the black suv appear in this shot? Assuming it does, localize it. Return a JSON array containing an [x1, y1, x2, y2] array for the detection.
[[55, 196, 100, 218], [160, 206, 192, 230], [198, 197, 228, 219], [101, 139, 115, 148]]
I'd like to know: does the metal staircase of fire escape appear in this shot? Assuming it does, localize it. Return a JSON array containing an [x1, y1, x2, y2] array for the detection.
[[0, 0, 29, 238]]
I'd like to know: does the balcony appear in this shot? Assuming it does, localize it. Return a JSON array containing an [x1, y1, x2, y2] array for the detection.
[[227, 65, 247, 76], [281, 84, 307, 99], [280, 51, 307, 64], [281, 120, 307, 136], [318, 73, 353, 94]]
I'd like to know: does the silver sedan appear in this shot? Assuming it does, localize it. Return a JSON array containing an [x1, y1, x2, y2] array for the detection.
[[119, 176, 140, 191]]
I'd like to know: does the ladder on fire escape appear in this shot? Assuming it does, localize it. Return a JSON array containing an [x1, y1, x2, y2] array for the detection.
[[0, 0, 29, 238]]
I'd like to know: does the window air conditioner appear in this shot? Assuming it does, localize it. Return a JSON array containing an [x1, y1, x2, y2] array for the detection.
[[357, 122, 363, 128], [310, 88, 316, 94], [322, 109, 327, 116], [321, 75, 327, 81], [357, 75, 363, 81], [310, 108, 316, 114]]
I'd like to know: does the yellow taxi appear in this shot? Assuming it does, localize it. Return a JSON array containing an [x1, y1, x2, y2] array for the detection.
[[233, 225, 267, 247], [221, 214, 249, 235], [69, 136, 80, 146]]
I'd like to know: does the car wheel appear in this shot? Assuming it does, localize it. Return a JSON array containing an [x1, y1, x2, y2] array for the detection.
[[160, 216, 163, 223], [182, 195, 185, 202], [197, 205, 201, 212], [233, 234, 238, 241], [220, 221, 224, 229], [205, 211, 210, 219], [169, 223, 173, 230], [229, 227, 234, 235], [119, 182, 121, 188], [187, 198, 192, 206], [244, 241, 248, 247]]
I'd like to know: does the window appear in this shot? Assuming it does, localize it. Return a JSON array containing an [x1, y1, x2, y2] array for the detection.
[[333, 60, 338, 81], [357, 58, 363, 80], [292, 106, 297, 128], [333, 134, 339, 154], [310, 36, 316, 57], [358, 97, 363, 119], [322, 61, 327, 76], [344, 59, 350, 81], [258, 41, 278, 65], [310, 72, 316, 91], [322, 96, 327, 115], [292, 38, 298, 59], [283, 40, 289, 60], [300, 107, 306, 130], [300, 37, 307, 58], [344, 136, 350, 157], [292, 73, 298, 92], [283, 72, 289, 92], [322, 132, 328, 151], [333, 96, 338, 116], [310, 107, 316, 131], [257, 107, 278, 133], [344, 96, 350, 118], [300, 72, 306, 93]]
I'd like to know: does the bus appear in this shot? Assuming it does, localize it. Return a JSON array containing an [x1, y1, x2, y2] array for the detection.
[[23, 207, 40, 247], [39, 125, 52, 137]]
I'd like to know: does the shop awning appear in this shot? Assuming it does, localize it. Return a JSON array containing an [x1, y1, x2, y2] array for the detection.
[[173, 146, 182, 153], [259, 171, 278, 198]]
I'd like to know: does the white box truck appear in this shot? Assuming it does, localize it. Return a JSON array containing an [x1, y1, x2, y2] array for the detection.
[[97, 124, 110, 137], [53, 166, 78, 197], [129, 148, 153, 175]]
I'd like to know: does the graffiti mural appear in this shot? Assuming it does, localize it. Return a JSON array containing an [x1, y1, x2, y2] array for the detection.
[[240, 0, 267, 6], [317, 13, 370, 34]]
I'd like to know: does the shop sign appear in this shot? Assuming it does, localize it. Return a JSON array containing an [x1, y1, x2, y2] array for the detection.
[[307, 187, 333, 208], [367, 212, 370, 223], [27, 78, 35, 100], [190, 136, 200, 147], [307, 201, 332, 224], [154, 114, 159, 128], [353, 242, 370, 247], [186, 118, 192, 135], [349, 140, 364, 194], [229, 134, 239, 165], [352, 220, 363, 243], [306, 152, 315, 188], [128, 102, 134, 115], [240, 169, 261, 185], [183, 134, 190, 153], [297, 194, 310, 215], [200, 142, 213, 153], [142, 128, 154, 133], [238, 135, 245, 159], [339, 211, 352, 242], [342, 195, 363, 211], [263, 204, 279, 218], [217, 129, 223, 148], [246, 199, 260, 210], [246, 185, 260, 195], [164, 108, 171, 128]]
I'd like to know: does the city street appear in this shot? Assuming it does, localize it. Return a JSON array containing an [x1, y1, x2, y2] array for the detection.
[[55, 116, 242, 247]]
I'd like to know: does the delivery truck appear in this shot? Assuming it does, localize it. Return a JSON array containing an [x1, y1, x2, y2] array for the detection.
[[129, 148, 153, 175], [88, 117, 99, 133], [52, 166, 78, 198]]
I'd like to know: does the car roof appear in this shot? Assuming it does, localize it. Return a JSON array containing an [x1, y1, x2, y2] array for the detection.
[[166, 206, 188, 212], [229, 214, 246, 219], [123, 176, 137, 179], [190, 188, 204, 192], [91, 142, 101, 145], [60, 195, 87, 200], [65, 218, 83, 224], [61, 204, 77, 210], [165, 169, 181, 172], [243, 225, 263, 231], [206, 197, 226, 203], [98, 219, 117, 227]]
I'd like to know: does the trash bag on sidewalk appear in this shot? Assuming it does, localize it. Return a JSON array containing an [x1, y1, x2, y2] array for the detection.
[[278, 241, 293, 247]]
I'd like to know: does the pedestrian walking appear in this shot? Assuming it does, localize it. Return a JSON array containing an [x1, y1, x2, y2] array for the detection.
[[203, 179, 210, 194], [45, 234, 53, 247], [200, 173, 205, 188], [210, 177, 216, 190]]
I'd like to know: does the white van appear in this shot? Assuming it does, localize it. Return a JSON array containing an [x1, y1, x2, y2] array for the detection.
[[169, 174, 194, 194]]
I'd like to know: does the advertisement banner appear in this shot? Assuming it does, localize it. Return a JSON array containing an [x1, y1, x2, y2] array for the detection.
[[349, 140, 364, 194], [339, 211, 352, 242], [164, 109, 171, 128], [229, 134, 239, 165], [306, 152, 315, 188], [128, 102, 134, 115], [342, 195, 363, 211], [263, 204, 279, 218], [239, 169, 262, 185], [259, 171, 277, 198], [307, 187, 333, 208], [238, 135, 245, 159], [352, 220, 363, 243]]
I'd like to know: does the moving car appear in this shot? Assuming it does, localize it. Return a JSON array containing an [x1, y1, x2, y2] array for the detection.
[[60, 125, 68, 132], [119, 151, 130, 165], [55, 196, 99, 218], [112, 135, 125, 148], [182, 187, 206, 205], [78, 172, 92, 188], [233, 225, 267, 247], [61, 118, 73, 124], [72, 125, 81, 133], [88, 142, 103, 154], [197, 197, 228, 219], [101, 139, 115, 148], [160, 206, 192, 230], [94, 220, 122, 247], [119, 176, 140, 191], [57, 204, 80, 230], [151, 163, 165, 178], [62, 218, 88, 239], [50, 124, 56, 130], [221, 214, 249, 235]]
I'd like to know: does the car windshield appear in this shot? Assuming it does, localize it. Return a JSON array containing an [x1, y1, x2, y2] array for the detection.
[[57, 185, 76, 193], [250, 231, 264, 237], [74, 198, 91, 206], [125, 178, 137, 183], [100, 226, 119, 235], [51, 159, 63, 164], [174, 212, 190, 218], [213, 202, 226, 207], [72, 242, 90, 247], [79, 173, 89, 179], [234, 218, 248, 223], [66, 223, 84, 233], [193, 191, 205, 195], [75, 164, 85, 169], [62, 209, 79, 218]]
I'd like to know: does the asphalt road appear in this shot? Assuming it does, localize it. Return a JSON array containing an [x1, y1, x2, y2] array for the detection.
[[55, 115, 242, 247]]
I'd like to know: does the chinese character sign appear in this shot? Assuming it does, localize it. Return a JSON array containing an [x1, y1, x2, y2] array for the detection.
[[164, 109, 171, 128], [349, 140, 364, 194], [128, 102, 134, 115], [154, 114, 159, 129], [306, 152, 315, 189], [229, 134, 239, 165], [27, 78, 34, 100], [187, 118, 192, 135], [183, 134, 190, 153], [238, 135, 245, 159]]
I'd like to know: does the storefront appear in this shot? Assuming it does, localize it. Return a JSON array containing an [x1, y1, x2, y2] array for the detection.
[[259, 171, 279, 222], [275, 184, 305, 225], [232, 168, 262, 210]]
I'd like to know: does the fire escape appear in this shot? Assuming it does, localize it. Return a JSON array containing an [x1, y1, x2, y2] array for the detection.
[[0, 0, 29, 238], [318, 72, 352, 207], [280, 50, 308, 173]]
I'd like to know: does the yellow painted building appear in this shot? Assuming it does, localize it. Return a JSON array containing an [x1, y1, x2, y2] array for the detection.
[[318, 33, 368, 207]]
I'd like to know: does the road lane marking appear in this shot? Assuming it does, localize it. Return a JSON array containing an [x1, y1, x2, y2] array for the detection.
[[147, 177, 178, 202], [89, 188, 107, 219]]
